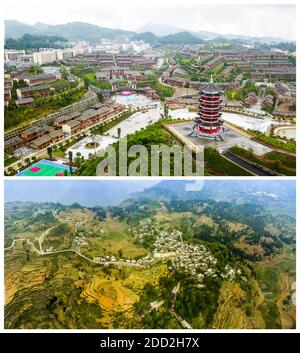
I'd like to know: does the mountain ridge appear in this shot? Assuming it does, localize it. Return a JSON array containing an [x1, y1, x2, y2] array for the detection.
[[5, 20, 292, 43]]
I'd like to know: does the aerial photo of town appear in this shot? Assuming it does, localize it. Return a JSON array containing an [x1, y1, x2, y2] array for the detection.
[[4, 179, 296, 329], [3, 4, 296, 176]]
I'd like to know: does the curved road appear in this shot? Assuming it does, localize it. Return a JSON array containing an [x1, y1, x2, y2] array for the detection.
[[222, 151, 272, 176], [5, 236, 144, 268]]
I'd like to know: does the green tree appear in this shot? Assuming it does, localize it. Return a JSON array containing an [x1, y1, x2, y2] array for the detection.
[[164, 104, 169, 118], [117, 249, 123, 259], [84, 78, 90, 90], [68, 151, 73, 163], [97, 92, 103, 102], [117, 127, 121, 139], [47, 146, 53, 160]]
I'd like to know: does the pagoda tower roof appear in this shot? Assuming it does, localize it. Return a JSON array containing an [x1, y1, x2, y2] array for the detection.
[[200, 75, 222, 94], [201, 82, 222, 94]]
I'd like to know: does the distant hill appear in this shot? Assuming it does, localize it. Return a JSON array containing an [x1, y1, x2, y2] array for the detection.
[[159, 31, 203, 45], [131, 31, 160, 45], [5, 20, 134, 42], [132, 31, 203, 45], [136, 23, 219, 40], [5, 20, 291, 44], [4, 180, 159, 207], [131, 180, 296, 215], [4, 20, 39, 38], [136, 22, 289, 43], [137, 22, 186, 36], [5, 20, 203, 46]]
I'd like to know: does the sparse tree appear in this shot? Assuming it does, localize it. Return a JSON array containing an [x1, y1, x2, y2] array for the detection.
[[47, 146, 53, 160], [164, 104, 169, 118], [117, 127, 121, 139], [68, 151, 73, 163], [117, 249, 123, 259]]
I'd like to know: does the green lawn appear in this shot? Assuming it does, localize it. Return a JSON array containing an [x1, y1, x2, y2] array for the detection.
[[71, 67, 112, 89], [229, 146, 296, 176], [249, 130, 296, 153], [204, 147, 252, 176], [210, 61, 225, 74], [137, 74, 175, 100], [4, 155, 20, 167]]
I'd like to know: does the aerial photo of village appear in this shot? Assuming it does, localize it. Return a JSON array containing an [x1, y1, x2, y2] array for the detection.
[[4, 179, 296, 329], [3, 4, 296, 176]]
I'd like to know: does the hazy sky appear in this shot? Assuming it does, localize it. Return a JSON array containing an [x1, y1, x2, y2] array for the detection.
[[3, 1, 296, 40], [4, 180, 159, 206]]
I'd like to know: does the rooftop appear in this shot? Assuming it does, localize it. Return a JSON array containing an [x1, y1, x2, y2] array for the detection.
[[30, 135, 52, 147], [23, 73, 56, 81], [23, 126, 42, 135], [19, 84, 50, 93], [201, 79, 223, 94], [16, 97, 35, 105], [66, 120, 81, 128]]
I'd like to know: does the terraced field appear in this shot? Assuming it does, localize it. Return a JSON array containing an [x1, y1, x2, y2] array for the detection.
[[254, 247, 296, 329], [4, 239, 168, 329], [213, 281, 264, 329]]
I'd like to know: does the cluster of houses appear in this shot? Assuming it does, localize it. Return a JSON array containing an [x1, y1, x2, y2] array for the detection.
[[203, 55, 224, 69], [4, 71, 75, 107], [262, 94, 274, 110], [41, 213, 248, 285], [4, 100, 125, 152], [175, 48, 295, 81], [73, 235, 89, 250], [129, 218, 245, 285], [244, 92, 258, 106], [95, 68, 144, 82], [4, 79, 13, 107], [65, 53, 155, 69], [272, 81, 295, 118], [150, 228, 220, 287], [163, 76, 241, 90]]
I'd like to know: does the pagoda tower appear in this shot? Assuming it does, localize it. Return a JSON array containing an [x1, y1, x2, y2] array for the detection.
[[192, 77, 225, 140]]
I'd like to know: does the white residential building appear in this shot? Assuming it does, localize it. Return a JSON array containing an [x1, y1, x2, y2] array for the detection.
[[122, 43, 133, 51], [71, 42, 91, 56], [4, 49, 26, 62], [33, 50, 63, 65], [132, 41, 151, 53]]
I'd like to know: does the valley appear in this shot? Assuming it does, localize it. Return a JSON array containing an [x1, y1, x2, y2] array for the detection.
[[4, 181, 296, 329]]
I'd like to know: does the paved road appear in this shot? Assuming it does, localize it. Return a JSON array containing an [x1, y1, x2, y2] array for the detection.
[[4, 238, 25, 251], [5, 236, 144, 268], [170, 309, 193, 329], [222, 151, 272, 176]]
